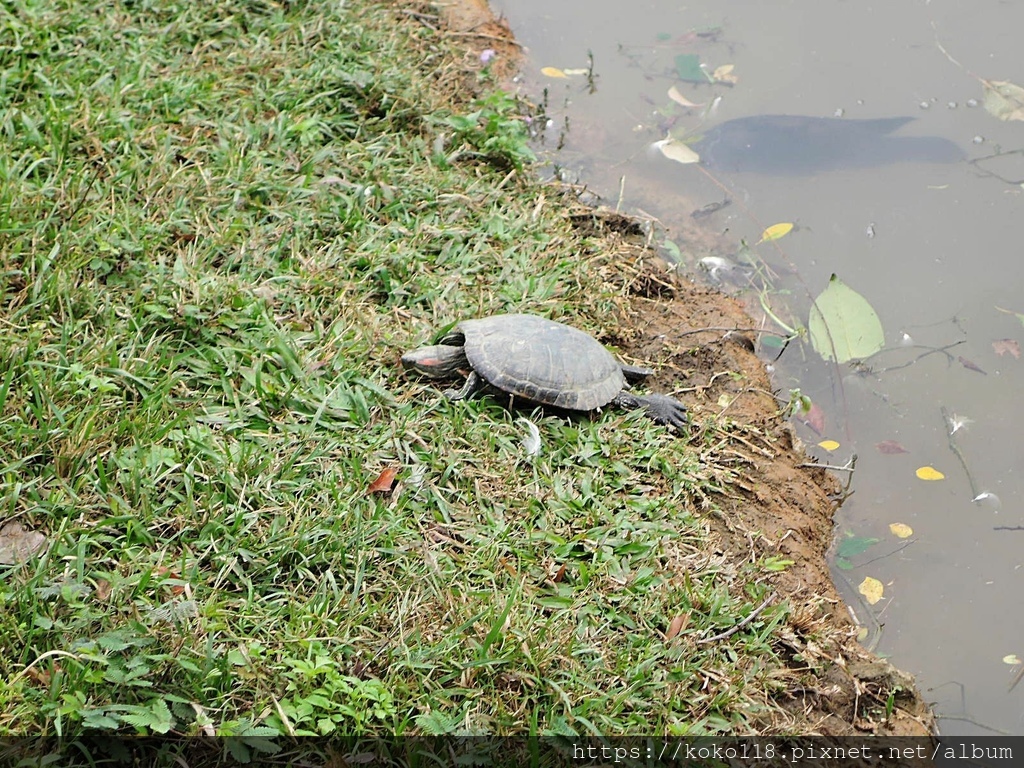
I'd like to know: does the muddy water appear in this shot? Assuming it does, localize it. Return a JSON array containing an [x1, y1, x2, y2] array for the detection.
[[492, 0, 1024, 736]]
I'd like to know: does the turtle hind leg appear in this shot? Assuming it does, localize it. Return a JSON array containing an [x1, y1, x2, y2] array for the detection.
[[444, 370, 486, 401], [612, 391, 688, 429]]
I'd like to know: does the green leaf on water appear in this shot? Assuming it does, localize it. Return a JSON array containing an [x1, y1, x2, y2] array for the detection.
[[837, 534, 880, 560], [982, 79, 1024, 122], [835, 533, 880, 570], [674, 53, 708, 83], [808, 274, 885, 363], [996, 306, 1024, 327]]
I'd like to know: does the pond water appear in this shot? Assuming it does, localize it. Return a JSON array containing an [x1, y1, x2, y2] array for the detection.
[[492, 0, 1024, 736]]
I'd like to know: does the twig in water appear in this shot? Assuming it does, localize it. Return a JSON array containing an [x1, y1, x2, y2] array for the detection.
[[941, 406, 980, 499], [797, 461, 855, 472]]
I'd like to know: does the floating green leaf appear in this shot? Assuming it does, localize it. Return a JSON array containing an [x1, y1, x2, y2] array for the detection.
[[835, 533, 880, 569], [674, 53, 708, 83], [982, 79, 1024, 122], [808, 274, 885, 363], [996, 305, 1024, 328]]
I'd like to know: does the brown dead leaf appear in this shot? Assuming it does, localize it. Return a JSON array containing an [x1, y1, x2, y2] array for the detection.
[[876, 440, 909, 455], [666, 612, 691, 640], [958, 356, 987, 375], [993, 338, 1021, 359], [94, 579, 112, 601], [0, 521, 47, 564], [798, 402, 826, 435], [367, 466, 399, 494], [153, 566, 185, 595], [553, 563, 567, 583], [26, 663, 60, 687]]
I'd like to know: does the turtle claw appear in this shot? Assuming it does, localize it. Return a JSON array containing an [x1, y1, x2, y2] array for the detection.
[[443, 371, 484, 401], [640, 393, 689, 429], [611, 391, 688, 430]]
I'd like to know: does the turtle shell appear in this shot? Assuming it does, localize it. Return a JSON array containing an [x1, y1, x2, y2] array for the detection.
[[456, 314, 625, 411]]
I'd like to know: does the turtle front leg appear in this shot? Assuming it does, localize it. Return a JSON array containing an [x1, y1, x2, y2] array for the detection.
[[612, 391, 688, 429], [444, 371, 486, 401]]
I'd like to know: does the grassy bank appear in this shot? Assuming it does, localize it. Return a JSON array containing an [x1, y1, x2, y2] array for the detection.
[[0, 0, 795, 751]]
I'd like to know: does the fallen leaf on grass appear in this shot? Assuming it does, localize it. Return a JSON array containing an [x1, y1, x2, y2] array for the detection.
[[367, 466, 399, 494], [666, 613, 690, 640], [858, 576, 884, 605], [916, 466, 945, 481], [889, 523, 913, 539], [0, 521, 46, 564], [993, 338, 1021, 358], [26, 663, 61, 688], [153, 566, 185, 595], [94, 579, 112, 601], [876, 440, 908, 455]]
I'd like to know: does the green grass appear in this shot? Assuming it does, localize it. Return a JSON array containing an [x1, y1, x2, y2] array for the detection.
[[0, 0, 797, 749]]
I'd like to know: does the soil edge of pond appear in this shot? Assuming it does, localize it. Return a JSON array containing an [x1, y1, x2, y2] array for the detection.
[[436, 0, 936, 739]]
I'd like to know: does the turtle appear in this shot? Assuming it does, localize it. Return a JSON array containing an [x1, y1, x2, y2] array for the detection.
[[693, 115, 964, 175], [401, 313, 687, 428]]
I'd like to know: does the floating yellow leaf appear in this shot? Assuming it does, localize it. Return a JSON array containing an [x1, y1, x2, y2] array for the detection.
[[712, 64, 738, 84], [654, 138, 700, 165], [889, 523, 913, 539], [817, 439, 840, 452], [759, 222, 794, 243], [540, 66, 567, 78], [915, 466, 945, 481], [1003, 654, 1022, 665], [667, 85, 702, 108], [858, 576, 884, 605]]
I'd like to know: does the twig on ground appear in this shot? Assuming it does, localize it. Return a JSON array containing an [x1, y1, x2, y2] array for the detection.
[[697, 594, 775, 644]]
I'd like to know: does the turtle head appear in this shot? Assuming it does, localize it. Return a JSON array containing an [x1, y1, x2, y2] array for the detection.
[[401, 344, 470, 379]]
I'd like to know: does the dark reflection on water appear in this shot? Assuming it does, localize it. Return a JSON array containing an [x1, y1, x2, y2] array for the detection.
[[694, 115, 966, 175]]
